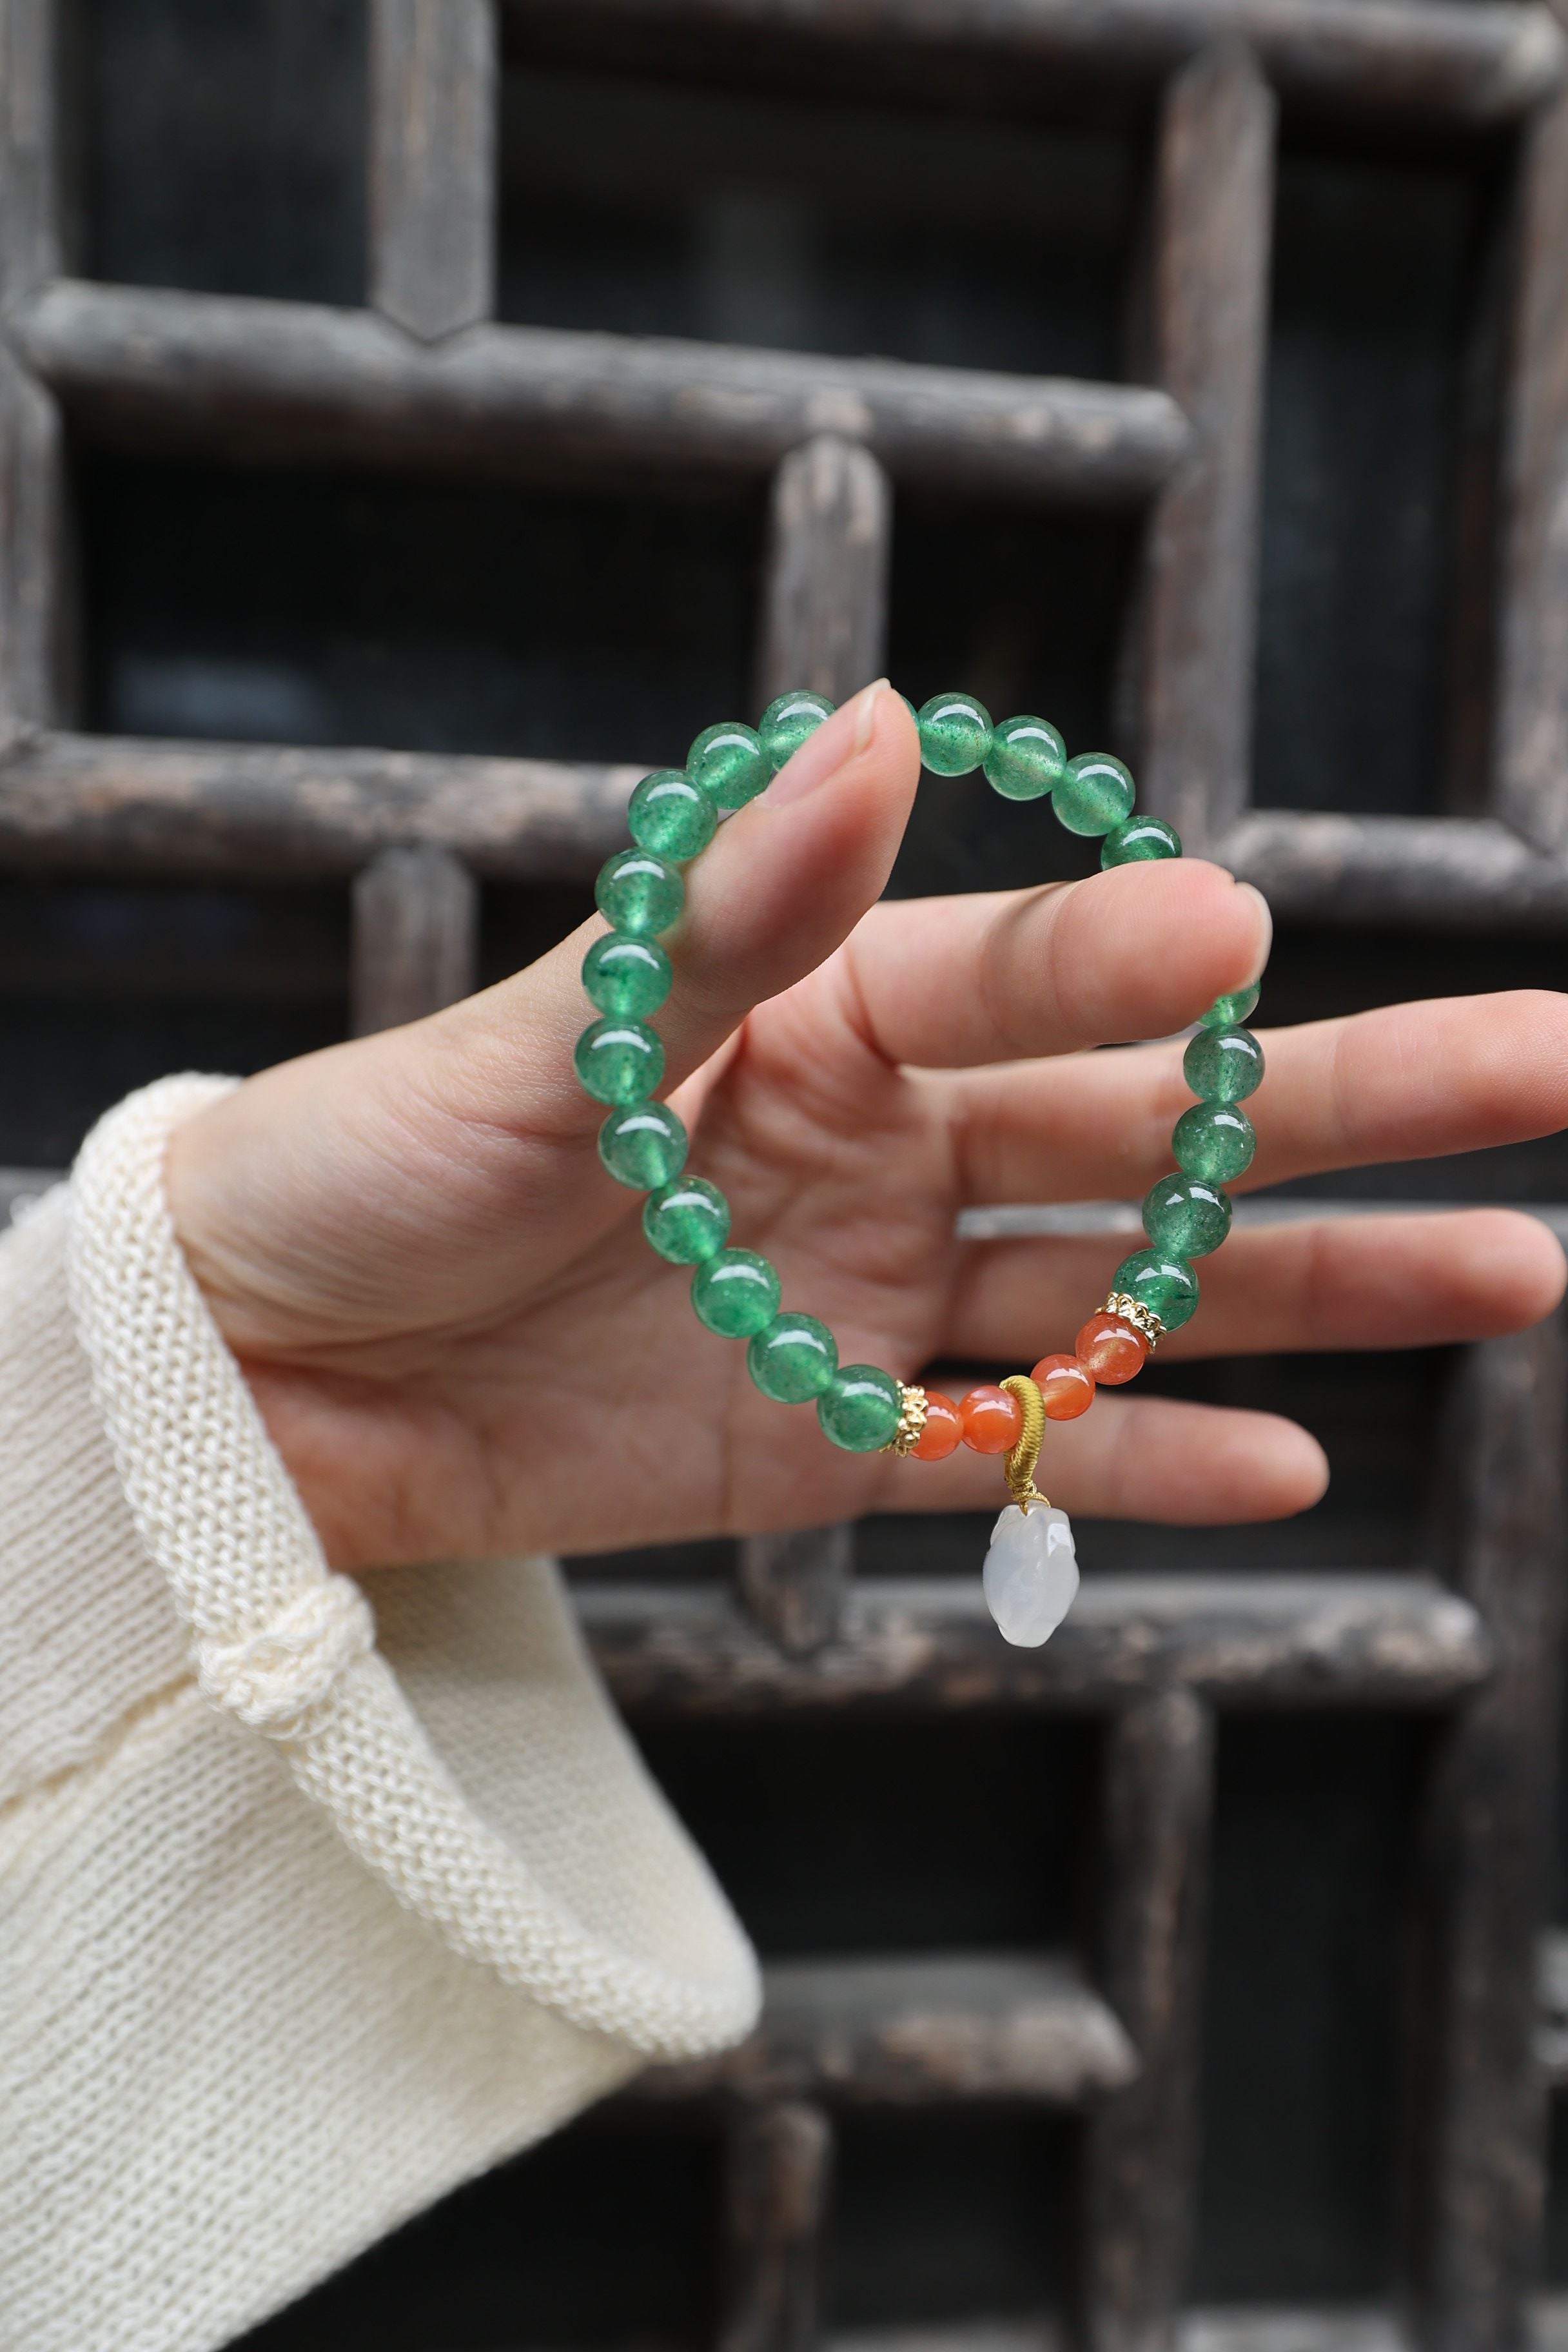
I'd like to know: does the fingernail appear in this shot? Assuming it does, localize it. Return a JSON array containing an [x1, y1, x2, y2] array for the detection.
[[1237, 881, 1273, 977], [763, 679, 887, 808]]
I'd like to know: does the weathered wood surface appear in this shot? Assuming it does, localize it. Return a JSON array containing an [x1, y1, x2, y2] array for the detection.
[[351, 844, 478, 1033], [1402, 1320, 1568, 2352], [815, 2314, 1404, 2352], [0, 0, 64, 311], [1135, 45, 1273, 856], [719, 2101, 831, 2352], [0, 346, 66, 731], [756, 433, 890, 709], [368, 0, 496, 342], [738, 1522, 854, 1658], [0, 729, 637, 879], [1084, 1689, 1214, 2352], [14, 279, 1190, 506], [538, 0, 1567, 122], [579, 1575, 1489, 1716], [1221, 808, 1568, 930], [1534, 1928, 1568, 2084], [634, 1953, 1135, 2107]]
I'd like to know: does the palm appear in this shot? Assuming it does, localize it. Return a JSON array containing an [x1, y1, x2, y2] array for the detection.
[[165, 687, 1568, 1572]]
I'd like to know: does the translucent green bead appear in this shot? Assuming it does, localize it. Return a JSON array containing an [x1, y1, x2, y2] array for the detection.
[[574, 1017, 664, 1106], [760, 689, 834, 772], [628, 769, 716, 863], [582, 932, 671, 1019], [1200, 986, 1260, 1030], [747, 1311, 838, 1402], [1055, 752, 1136, 837], [1183, 1024, 1264, 1104], [818, 1363, 902, 1451], [691, 1248, 780, 1337], [643, 1176, 730, 1265], [1173, 1101, 1256, 1184], [1102, 813, 1181, 868], [1112, 1246, 1199, 1333], [689, 720, 769, 809], [598, 1101, 687, 1191], [983, 714, 1065, 802], [1142, 1172, 1231, 1260], [916, 691, 993, 776], [595, 847, 684, 937]]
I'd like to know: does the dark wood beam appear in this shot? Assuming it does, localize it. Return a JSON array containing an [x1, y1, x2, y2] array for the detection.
[[1221, 808, 1568, 930], [718, 2101, 831, 2352]]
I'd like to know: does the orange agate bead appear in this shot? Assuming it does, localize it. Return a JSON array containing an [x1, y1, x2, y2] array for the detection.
[[912, 1389, 964, 1460], [960, 1384, 1023, 1455], [1074, 1311, 1148, 1386], [1030, 1352, 1095, 1419]]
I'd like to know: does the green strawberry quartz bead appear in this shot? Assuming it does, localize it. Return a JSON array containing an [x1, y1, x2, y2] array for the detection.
[[1184, 1024, 1265, 1104], [917, 691, 993, 776], [818, 1363, 903, 1451], [1143, 1172, 1231, 1259], [582, 932, 671, 1020], [574, 1017, 664, 1106], [1055, 752, 1136, 838], [689, 720, 770, 809], [596, 847, 684, 937], [598, 1101, 687, 1191], [643, 1176, 730, 1265], [1173, 1101, 1257, 1184], [1102, 813, 1181, 868], [760, 689, 834, 772], [692, 1248, 781, 1337], [1200, 985, 1260, 1030], [629, 769, 716, 863], [1113, 1246, 1199, 1332], [983, 714, 1065, 802], [748, 1311, 839, 1402]]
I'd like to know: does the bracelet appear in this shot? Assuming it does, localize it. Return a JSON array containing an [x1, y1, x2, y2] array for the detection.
[[574, 689, 1264, 1650]]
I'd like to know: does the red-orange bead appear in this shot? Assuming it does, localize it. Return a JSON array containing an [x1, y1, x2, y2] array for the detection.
[[1074, 1311, 1149, 1386], [1030, 1352, 1095, 1420], [960, 1384, 1023, 1455], [912, 1389, 964, 1460]]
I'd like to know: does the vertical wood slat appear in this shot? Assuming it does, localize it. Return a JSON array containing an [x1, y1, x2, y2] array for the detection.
[[368, 0, 496, 342], [0, 0, 64, 309], [1083, 1686, 1216, 2352], [719, 2101, 832, 2352], [1493, 51, 1568, 852], [351, 844, 479, 1033], [1135, 43, 1277, 856], [0, 0, 68, 730], [1402, 1317, 1568, 2352], [737, 1523, 854, 1658], [756, 433, 892, 709]]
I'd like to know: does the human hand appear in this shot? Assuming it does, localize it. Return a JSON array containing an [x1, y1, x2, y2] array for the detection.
[[164, 684, 1568, 1570]]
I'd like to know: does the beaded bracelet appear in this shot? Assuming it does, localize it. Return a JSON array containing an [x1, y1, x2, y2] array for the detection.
[[576, 688, 1264, 1649]]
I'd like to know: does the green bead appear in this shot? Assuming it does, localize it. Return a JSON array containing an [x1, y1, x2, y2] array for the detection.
[[1102, 813, 1181, 868], [595, 847, 684, 937], [574, 1017, 664, 1106], [1200, 986, 1260, 1030], [643, 1176, 730, 1265], [1183, 1024, 1264, 1104], [689, 720, 769, 809], [1173, 1101, 1256, 1184], [1055, 752, 1136, 837], [1112, 1246, 1199, 1333], [691, 1248, 781, 1337], [916, 691, 993, 776], [1142, 1172, 1231, 1260], [598, 1101, 687, 1191], [818, 1363, 902, 1451], [628, 769, 716, 863], [747, 1311, 838, 1402], [760, 689, 834, 772], [983, 714, 1065, 802], [582, 932, 671, 1020]]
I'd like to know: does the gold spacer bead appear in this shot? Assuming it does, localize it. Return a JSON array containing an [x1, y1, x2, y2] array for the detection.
[[883, 1382, 929, 1455], [1103, 1291, 1165, 1349]]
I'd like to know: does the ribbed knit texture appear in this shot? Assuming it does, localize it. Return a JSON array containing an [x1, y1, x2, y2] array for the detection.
[[0, 1076, 759, 2352]]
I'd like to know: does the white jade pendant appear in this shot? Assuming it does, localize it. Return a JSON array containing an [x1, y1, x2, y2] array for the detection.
[[983, 1503, 1079, 1648]]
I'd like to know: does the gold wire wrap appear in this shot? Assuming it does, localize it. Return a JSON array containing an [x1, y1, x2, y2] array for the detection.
[[1103, 1291, 1164, 1348], [1000, 1373, 1049, 1512], [883, 1382, 930, 1455]]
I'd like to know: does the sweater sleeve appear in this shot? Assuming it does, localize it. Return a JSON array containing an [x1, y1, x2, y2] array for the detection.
[[0, 1076, 760, 2352]]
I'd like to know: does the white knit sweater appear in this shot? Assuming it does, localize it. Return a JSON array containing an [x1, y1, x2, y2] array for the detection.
[[0, 1077, 761, 2352]]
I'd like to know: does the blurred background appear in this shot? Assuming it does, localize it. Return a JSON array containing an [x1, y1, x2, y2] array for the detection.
[[7, 1, 1568, 2346]]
